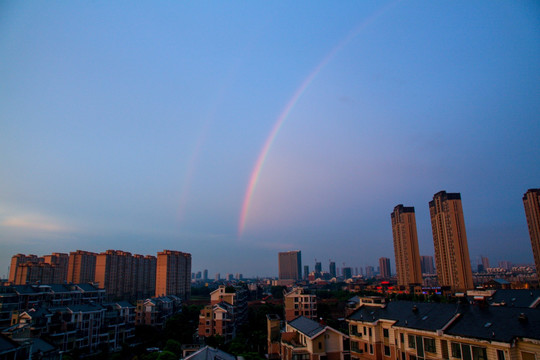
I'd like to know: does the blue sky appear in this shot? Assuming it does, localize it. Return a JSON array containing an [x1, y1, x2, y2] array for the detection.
[[1, 1, 539, 277]]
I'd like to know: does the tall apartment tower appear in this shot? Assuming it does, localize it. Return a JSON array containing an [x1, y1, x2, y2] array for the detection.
[[8, 254, 41, 283], [155, 250, 191, 300], [420, 255, 435, 274], [95, 250, 136, 300], [67, 250, 97, 283], [429, 191, 473, 292], [43, 253, 69, 283], [379, 257, 391, 279], [278, 251, 302, 281], [523, 189, 540, 273], [391, 205, 422, 287]]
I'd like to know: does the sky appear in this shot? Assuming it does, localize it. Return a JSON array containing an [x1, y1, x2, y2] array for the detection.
[[1, 1, 539, 278]]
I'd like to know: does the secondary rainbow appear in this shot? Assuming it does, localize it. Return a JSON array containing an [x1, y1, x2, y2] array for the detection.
[[238, 2, 399, 237]]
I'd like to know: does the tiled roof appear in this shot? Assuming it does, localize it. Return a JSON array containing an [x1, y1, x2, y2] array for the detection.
[[0, 334, 19, 353], [445, 305, 540, 342], [185, 346, 236, 360], [348, 301, 459, 331], [288, 316, 325, 338], [488, 289, 540, 308]]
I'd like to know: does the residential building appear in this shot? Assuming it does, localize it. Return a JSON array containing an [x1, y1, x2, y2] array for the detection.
[[43, 253, 69, 283], [9, 254, 42, 283], [278, 251, 302, 281], [95, 250, 135, 300], [155, 250, 191, 300], [420, 256, 435, 275], [210, 285, 248, 325], [391, 205, 423, 288], [365, 266, 375, 279], [523, 189, 540, 273], [9, 253, 69, 285], [379, 258, 391, 279], [67, 250, 97, 284], [198, 302, 236, 342], [348, 298, 540, 360], [315, 262, 322, 276], [270, 316, 350, 360], [343, 267, 352, 280], [135, 295, 182, 327], [132, 254, 156, 299], [283, 287, 317, 322], [430, 191, 473, 292]]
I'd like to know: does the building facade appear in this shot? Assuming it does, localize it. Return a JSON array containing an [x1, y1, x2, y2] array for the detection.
[[67, 250, 97, 284], [429, 191, 473, 292], [284, 287, 317, 322], [278, 251, 302, 281], [391, 205, 423, 288], [420, 255, 435, 275], [523, 189, 540, 274], [379, 258, 391, 279], [155, 250, 191, 300]]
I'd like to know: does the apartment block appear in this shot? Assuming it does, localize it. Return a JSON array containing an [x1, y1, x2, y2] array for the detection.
[[391, 205, 422, 288], [210, 285, 248, 325], [284, 287, 317, 322], [430, 191, 473, 292], [198, 302, 236, 342], [67, 250, 97, 284], [379, 257, 391, 279], [95, 250, 135, 300], [155, 250, 191, 300]]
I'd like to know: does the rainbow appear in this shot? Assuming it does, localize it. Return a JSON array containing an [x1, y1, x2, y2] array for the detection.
[[238, 1, 399, 238]]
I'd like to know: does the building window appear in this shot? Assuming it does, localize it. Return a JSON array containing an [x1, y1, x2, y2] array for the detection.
[[408, 335, 416, 349], [363, 326, 367, 335], [365, 343, 368, 352], [497, 350, 505, 360], [521, 352, 536, 360], [451, 343, 461, 358], [472, 346, 487, 360], [424, 337, 436, 353], [400, 333, 404, 344], [319, 342, 322, 350], [369, 328, 372, 337], [383, 328, 389, 338], [370, 344, 374, 354], [384, 345, 391, 356]]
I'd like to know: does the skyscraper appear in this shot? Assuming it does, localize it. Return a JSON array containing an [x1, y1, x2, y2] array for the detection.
[[429, 191, 473, 292], [523, 189, 540, 273], [314, 261, 322, 275], [278, 251, 302, 281], [329, 261, 336, 278], [391, 205, 422, 287], [303, 265, 309, 280], [155, 250, 191, 300], [379, 257, 391, 279], [420, 255, 435, 274]]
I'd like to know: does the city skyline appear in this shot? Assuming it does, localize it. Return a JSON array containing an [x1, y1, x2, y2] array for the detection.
[[1, 2, 539, 277]]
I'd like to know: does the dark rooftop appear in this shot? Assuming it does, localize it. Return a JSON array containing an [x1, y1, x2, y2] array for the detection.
[[288, 316, 325, 338]]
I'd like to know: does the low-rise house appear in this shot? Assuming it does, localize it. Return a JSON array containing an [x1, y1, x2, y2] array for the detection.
[[136, 296, 181, 327], [268, 315, 350, 360], [198, 302, 235, 342]]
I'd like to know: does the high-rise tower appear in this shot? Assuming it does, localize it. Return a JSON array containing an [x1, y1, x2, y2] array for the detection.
[[391, 205, 422, 287], [155, 250, 191, 300], [278, 251, 302, 281], [429, 191, 473, 292], [523, 189, 540, 273], [379, 257, 391, 279]]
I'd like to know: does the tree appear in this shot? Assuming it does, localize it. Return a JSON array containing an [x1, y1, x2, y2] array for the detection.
[[163, 339, 182, 357]]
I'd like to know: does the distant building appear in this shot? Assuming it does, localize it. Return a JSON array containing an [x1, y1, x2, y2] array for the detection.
[[523, 189, 540, 273], [365, 266, 374, 278], [391, 205, 423, 287], [155, 250, 191, 300], [342, 267, 352, 279], [278, 251, 302, 281], [9, 253, 69, 285], [95, 250, 138, 300], [315, 261, 322, 275], [203, 269, 208, 280], [420, 255, 435, 274], [303, 265, 309, 280], [215, 273, 221, 281], [430, 191, 473, 292], [379, 257, 391, 279], [329, 262, 336, 278]]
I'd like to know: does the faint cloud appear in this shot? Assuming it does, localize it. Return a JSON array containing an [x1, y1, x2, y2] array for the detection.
[[1, 214, 71, 233]]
